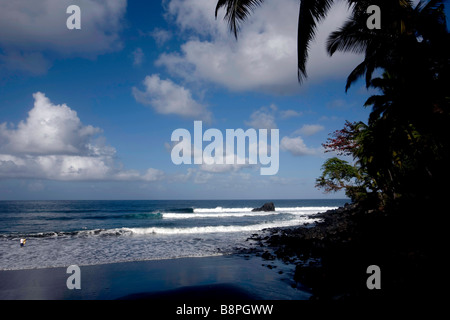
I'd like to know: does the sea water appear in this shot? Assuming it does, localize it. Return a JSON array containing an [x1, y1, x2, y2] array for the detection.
[[0, 199, 346, 270]]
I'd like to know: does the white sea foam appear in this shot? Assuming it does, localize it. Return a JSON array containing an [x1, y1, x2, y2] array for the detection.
[[193, 207, 254, 213], [275, 206, 337, 211], [123, 217, 320, 235], [192, 206, 335, 213], [163, 211, 278, 219], [163, 206, 336, 219]]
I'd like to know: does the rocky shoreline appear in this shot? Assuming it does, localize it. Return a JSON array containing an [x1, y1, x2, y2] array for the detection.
[[238, 201, 439, 300]]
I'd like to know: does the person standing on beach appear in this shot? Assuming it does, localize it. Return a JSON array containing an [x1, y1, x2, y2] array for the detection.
[[20, 238, 26, 247]]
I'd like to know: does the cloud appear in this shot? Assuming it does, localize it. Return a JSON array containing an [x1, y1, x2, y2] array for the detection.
[[174, 166, 254, 185], [280, 136, 317, 156], [142, 168, 165, 181], [0, 50, 52, 76], [157, 0, 362, 94], [280, 109, 302, 119], [132, 74, 212, 122], [164, 0, 222, 36], [326, 98, 358, 111], [193, 170, 215, 184], [245, 104, 302, 129], [319, 115, 341, 122], [0, 0, 127, 75], [0, 92, 101, 156], [168, 137, 253, 174], [0, 154, 112, 181], [150, 28, 173, 46], [293, 124, 325, 137], [245, 106, 277, 130], [132, 48, 144, 66], [0, 92, 163, 182], [200, 152, 253, 174], [113, 167, 166, 182]]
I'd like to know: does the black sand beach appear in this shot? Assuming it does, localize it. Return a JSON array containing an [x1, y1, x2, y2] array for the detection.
[[0, 254, 310, 300]]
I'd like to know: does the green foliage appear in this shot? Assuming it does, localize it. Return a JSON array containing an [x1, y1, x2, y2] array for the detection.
[[215, 0, 450, 206], [317, 0, 450, 206], [315, 157, 366, 202]]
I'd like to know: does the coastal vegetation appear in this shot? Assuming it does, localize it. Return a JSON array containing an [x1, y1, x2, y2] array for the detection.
[[216, 0, 449, 299]]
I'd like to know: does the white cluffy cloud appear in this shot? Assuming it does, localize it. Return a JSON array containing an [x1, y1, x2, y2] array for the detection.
[[0, 92, 101, 156], [245, 106, 278, 130], [0, 0, 127, 75], [150, 28, 173, 46], [133, 74, 212, 122], [157, 0, 362, 94], [244, 104, 301, 130], [280, 136, 318, 156], [293, 124, 325, 137], [0, 92, 163, 181]]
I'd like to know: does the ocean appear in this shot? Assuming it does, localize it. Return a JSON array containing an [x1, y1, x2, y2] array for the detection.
[[0, 199, 347, 270]]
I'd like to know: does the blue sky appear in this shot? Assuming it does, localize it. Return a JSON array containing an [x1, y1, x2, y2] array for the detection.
[[0, 0, 444, 200]]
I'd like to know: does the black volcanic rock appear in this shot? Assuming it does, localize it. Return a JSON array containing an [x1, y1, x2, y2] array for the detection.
[[252, 202, 275, 212], [243, 199, 441, 300]]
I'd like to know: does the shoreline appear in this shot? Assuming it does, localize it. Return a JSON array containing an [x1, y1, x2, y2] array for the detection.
[[0, 253, 225, 272], [245, 201, 441, 300], [3, 199, 437, 301], [0, 254, 310, 300]]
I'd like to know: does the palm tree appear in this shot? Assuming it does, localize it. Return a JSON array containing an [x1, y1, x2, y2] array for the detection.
[[216, 0, 449, 204], [354, 1, 450, 202], [215, 0, 408, 83], [215, 0, 447, 88], [327, 0, 449, 91], [215, 0, 337, 82]]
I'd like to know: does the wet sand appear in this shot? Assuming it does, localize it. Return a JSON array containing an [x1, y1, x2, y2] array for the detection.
[[0, 254, 310, 300]]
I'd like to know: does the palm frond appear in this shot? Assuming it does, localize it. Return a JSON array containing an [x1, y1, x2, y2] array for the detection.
[[297, 0, 335, 82], [326, 18, 370, 56], [345, 60, 367, 92], [215, 0, 265, 38]]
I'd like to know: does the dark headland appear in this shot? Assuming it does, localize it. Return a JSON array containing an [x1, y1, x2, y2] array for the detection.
[[242, 199, 442, 301]]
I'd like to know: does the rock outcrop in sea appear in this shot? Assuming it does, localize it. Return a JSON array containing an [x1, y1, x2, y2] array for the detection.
[[252, 202, 275, 212]]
